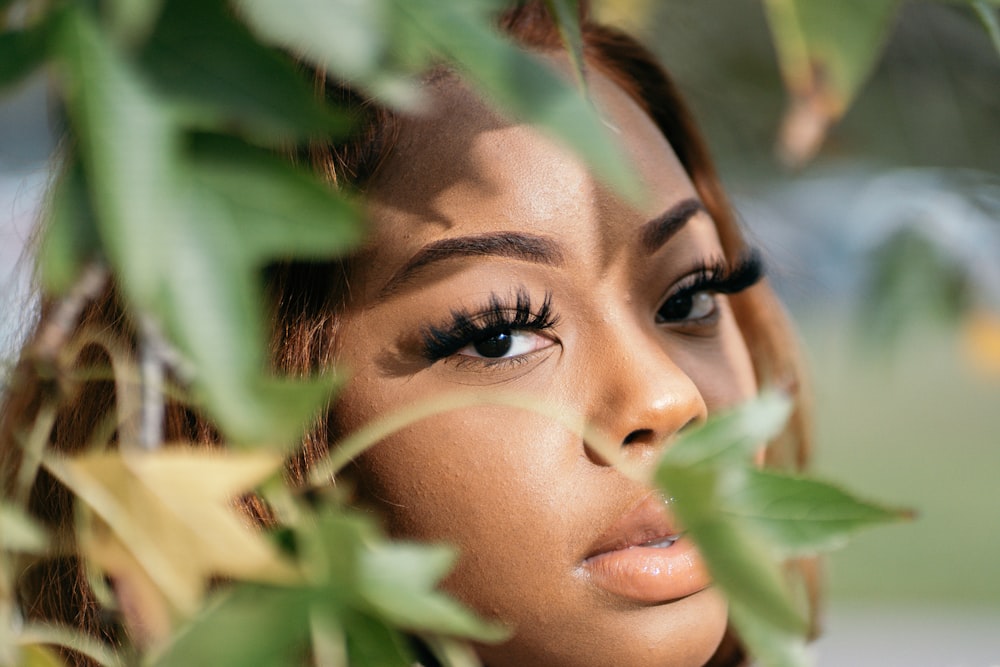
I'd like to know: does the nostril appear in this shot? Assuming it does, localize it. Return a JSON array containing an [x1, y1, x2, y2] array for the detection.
[[622, 428, 655, 446]]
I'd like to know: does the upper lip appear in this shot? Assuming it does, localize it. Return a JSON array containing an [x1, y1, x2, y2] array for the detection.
[[584, 491, 681, 561]]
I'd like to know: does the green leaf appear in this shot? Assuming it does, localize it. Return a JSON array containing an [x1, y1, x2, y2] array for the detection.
[[660, 390, 793, 470], [151, 585, 312, 667], [723, 468, 910, 556], [359, 542, 507, 641], [38, 158, 103, 294], [154, 135, 360, 445], [309, 608, 348, 666], [234, 0, 637, 199], [53, 4, 180, 308], [658, 463, 807, 634], [0, 502, 48, 554], [396, 0, 640, 202], [342, 611, 413, 667], [106, 0, 164, 45], [55, 8, 358, 446], [232, 0, 420, 104], [140, 0, 348, 141], [728, 600, 813, 667], [763, 0, 900, 163], [0, 20, 50, 91], [417, 635, 485, 667], [545, 0, 586, 91], [187, 134, 363, 262]]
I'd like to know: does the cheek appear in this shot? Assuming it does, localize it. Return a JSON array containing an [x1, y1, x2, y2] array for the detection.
[[345, 406, 583, 595], [679, 305, 758, 411]]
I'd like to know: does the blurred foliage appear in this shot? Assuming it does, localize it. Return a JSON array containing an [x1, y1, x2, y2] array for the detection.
[[599, 0, 1000, 175], [0, 0, 930, 665]]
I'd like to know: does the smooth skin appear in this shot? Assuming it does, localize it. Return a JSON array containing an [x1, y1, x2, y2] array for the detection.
[[331, 62, 758, 667]]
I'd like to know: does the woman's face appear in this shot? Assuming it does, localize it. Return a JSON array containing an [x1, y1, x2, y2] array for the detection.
[[332, 65, 758, 667]]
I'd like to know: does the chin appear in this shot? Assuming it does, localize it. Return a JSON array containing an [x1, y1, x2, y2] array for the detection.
[[474, 587, 730, 667]]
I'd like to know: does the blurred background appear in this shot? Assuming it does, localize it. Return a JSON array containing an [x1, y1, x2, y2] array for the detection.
[[3, 1, 999, 664]]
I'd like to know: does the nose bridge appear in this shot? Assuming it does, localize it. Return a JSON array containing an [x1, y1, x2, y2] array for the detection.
[[591, 315, 708, 451]]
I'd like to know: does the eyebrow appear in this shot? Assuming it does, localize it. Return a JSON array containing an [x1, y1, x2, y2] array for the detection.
[[378, 231, 564, 298], [640, 198, 706, 254]]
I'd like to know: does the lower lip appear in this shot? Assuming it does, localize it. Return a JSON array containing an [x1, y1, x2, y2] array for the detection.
[[582, 536, 710, 603]]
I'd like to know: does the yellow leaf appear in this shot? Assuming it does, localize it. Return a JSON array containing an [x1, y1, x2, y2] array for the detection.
[[17, 645, 65, 667], [45, 447, 296, 619]]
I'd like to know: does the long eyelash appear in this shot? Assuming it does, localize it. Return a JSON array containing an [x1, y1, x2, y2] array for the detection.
[[675, 248, 765, 299], [421, 289, 558, 362]]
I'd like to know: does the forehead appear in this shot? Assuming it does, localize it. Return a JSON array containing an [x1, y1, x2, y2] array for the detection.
[[355, 59, 701, 299]]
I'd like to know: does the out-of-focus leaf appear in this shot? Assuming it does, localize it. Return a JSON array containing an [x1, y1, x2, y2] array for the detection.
[[235, 0, 638, 200], [187, 134, 363, 262], [862, 227, 971, 348], [15, 645, 64, 667], [18, 624, 122, 667], [0, 20, 50, 91], [55, 6, 359, 446], [723, 468, 909, 556], [359, 542, 507, 640], [106, 0, 163, 45], [151, 584, 312, 667], [728, 600, 813, 667], [232, 0, 420, 105], [763, 0, 900, 165], [545, 0, 586, 91], [0, 502, 49, 553], [53, 4, 179, 307], [153, 133, 359, 445], [660, 390, 792, 470], [397, 0, 641, 202], [140, 0, 347, 141], [38, 158, 102, 294], [45, 448, 293, 616], [417, 635, 484, 667], [300, 510, 503, 655], [310, 608, 348, 667], [657, 463, 807, 634], [973, 1, 1000, 56], [342, 611, 412, 667]]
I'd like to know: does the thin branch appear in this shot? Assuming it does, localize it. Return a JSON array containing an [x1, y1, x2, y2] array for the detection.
[[137, 316, 165, 451], [31, 261, 109, 367]]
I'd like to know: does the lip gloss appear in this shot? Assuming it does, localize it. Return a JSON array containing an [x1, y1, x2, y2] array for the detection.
[[582, 493, 711, 603]]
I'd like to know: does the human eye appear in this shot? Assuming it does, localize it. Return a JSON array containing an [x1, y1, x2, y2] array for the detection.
[[656, 249, 764, 325], [456, 329, 553, 360], [421, 289, 559, 364]]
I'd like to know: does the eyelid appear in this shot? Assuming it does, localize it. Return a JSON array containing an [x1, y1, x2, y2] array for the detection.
[[655, 249, 764, 323], [421, 289, 559, 362]]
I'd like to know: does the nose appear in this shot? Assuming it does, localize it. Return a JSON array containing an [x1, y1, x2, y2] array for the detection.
[[588, 326, 708, 465]]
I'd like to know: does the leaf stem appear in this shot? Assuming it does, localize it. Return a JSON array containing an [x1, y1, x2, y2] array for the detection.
[[309, 391, 624, 487], [31, 261, 108, 367], [14, 401, 57, 507], [138, 316, 165, 451]]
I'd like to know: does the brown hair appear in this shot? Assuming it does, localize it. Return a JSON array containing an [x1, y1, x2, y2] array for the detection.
[[0, 2, 815, 665]]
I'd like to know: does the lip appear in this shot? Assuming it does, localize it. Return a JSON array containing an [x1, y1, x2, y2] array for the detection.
[[581, 492, 710, 604]]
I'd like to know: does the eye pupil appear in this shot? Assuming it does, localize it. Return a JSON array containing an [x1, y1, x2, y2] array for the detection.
[[474, 332, 512, 358], [659, 295, 691, 321]]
